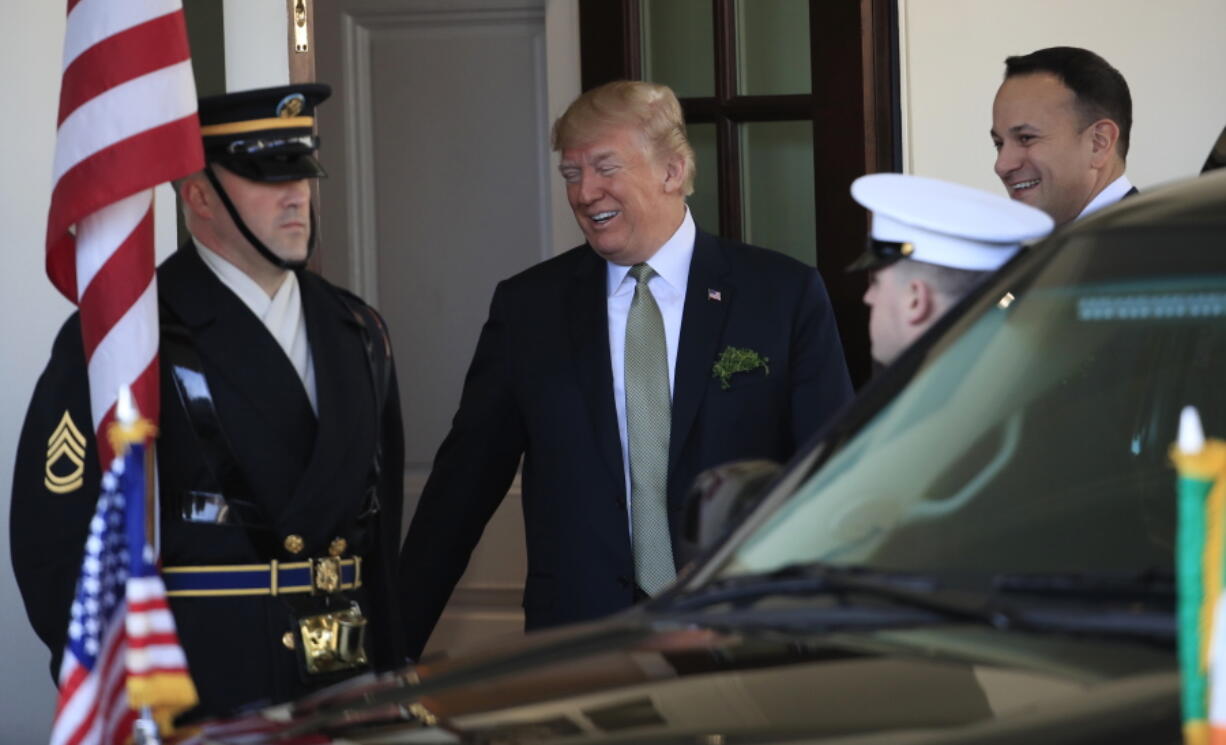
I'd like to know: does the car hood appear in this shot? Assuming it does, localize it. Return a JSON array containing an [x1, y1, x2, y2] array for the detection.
[[181, 607, 1178, 745]]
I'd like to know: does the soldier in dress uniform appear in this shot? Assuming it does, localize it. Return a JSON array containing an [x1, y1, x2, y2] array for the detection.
[[849, 173, 1053, 366], [10, 83, 405, 720]]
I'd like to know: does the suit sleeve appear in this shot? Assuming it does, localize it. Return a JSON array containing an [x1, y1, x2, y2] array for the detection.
[[788, 268, 854, 449], [369, 349, 407, 670], [398, 282, 527, 661], [10, 315, 101, 682]]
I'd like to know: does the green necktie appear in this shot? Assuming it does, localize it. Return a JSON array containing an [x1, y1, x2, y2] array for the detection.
[[625, 263, 676, 595]]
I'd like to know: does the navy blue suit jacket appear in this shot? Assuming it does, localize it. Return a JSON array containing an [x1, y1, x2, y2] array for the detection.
[[398, 229, 852, 659]]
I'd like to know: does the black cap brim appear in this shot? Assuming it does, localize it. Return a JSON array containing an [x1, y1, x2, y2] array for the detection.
[[214, 153, 326, 182], [845, 238, 916, 273], [845, 246, 896, 273]]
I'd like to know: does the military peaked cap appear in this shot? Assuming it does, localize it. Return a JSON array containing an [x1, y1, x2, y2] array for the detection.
[[198, 83, 331, 182]]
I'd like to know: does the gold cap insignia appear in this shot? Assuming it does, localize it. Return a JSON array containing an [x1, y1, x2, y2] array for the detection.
[[45, 411, 87, 494], [276, 93, 306, 118]]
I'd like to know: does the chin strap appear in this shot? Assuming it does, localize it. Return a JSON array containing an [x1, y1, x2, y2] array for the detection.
[[204, 165, 316, 271]]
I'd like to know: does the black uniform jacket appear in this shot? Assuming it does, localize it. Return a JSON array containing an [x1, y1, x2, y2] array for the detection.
[[10, 245, 405, 719], [399, 229, 853, 659]]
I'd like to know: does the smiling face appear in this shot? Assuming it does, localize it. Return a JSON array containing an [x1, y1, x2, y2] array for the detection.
[[991, 73, 1100, 227], [559, 124, 686, 266]]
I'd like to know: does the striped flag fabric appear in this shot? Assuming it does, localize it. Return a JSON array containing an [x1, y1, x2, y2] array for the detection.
[[1173, 406, 1226, 745], [50, 394, 197, 745], [45, 0, 204, 468], [46, 0, 204, 741]]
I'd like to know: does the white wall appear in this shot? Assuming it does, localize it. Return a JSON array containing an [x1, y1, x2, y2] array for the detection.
[[899, 0, 1226, 193], [2, 4, 71, 739]]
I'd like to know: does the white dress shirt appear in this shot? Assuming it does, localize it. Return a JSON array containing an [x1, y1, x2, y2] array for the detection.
[[195, 240, 318, 413], [607, 208, 696, 524], [1077, 174, 1134, 220]]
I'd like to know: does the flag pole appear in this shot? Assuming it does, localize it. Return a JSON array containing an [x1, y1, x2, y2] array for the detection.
[[146, 441, 157, 558], [132, 707, 161, 745], [145, 188, 159, 559], [116, 387, 166, 745]]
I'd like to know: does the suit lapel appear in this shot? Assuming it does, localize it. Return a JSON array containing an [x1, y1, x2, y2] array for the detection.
[[160, 248, 316, 448], [285, 274, 371, 532], [566, 249, 625, 501], [669, 231, 732, 490]]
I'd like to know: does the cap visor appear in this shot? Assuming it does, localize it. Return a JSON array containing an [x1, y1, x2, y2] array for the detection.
[[844, 248, 895, 273], [214, 153, 326, 182]]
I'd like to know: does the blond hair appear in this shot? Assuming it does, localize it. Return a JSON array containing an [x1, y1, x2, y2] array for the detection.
[[551, 80, 695, 196]]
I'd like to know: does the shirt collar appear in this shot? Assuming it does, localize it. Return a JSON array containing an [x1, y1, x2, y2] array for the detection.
[[606, 208, 695, 297], [194, 237, 292, 318], [1078, 174, 1134, 220]]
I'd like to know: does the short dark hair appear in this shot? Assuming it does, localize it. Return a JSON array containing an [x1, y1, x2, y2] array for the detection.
[[1004, 46, 1132, 158], [899, 261, 993, 301]]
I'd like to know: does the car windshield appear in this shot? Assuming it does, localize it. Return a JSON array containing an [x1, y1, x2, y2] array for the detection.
[[711, 224, 1226, 582]]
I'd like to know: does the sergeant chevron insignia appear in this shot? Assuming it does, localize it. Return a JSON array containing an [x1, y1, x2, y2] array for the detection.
[[45, 410, 87, 494]]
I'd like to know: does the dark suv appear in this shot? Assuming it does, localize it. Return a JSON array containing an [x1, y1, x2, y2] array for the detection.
[[186, 169, 1226, 745]]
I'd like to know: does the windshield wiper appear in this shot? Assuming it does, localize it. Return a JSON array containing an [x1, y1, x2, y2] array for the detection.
[[666, 563, 937, 610], [664, 563, 1003, 624], [661, 563, 1174, 644], [992, 568, 1174, 601]]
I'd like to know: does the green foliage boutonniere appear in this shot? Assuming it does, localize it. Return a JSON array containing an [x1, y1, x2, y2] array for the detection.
[[711, 346, 770, 390]]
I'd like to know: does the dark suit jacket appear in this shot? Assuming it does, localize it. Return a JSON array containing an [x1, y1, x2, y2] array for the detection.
[[399, 229, 852, 659], [11, 246, 404, 719]]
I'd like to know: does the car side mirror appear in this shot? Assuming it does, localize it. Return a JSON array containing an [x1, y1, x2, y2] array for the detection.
[[679, 459, 782, 563]]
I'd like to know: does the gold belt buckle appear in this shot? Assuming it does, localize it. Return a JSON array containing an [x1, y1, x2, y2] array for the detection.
[[310, 556, 342, 594], [298, 603, 369, 674]]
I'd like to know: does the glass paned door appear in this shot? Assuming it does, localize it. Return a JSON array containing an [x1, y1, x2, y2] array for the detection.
[[641, 0, 715, 98], [735, 0, 811, 95], [740, 121, 816, 266], [639, 0, 817, 265], [687, 122, 720, 233]]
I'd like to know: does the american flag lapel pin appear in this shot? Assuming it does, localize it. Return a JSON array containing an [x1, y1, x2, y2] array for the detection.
[[707, 288, 722, 302]]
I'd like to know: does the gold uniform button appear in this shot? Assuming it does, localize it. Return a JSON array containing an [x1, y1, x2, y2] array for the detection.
[[282, 631, 296, 650], [284, 534, 305, 555], [329, 537, 347, 557]]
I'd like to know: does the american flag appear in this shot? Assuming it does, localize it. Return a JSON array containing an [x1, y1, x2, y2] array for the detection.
[[51, 408, 197, 745], [46, 0, 203, 739], [46, 0, 203, 468]]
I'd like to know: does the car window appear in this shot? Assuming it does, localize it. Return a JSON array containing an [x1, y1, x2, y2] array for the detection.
[[719, 230, 1226, 579]]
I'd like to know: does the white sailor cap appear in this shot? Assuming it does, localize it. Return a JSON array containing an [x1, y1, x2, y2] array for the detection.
[[846, 174, 1054, 272]]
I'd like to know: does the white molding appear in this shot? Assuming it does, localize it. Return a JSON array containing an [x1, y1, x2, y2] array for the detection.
[[342, 2, 544, 29], [531, 25, 553, 263], [897, 0, 914, 175], [340, 14, 379, 303], [545, 0, 584, 255]]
